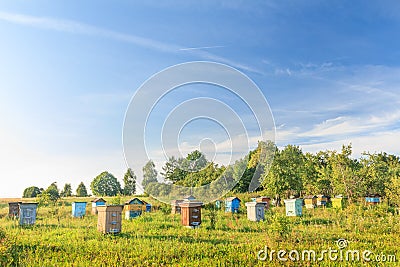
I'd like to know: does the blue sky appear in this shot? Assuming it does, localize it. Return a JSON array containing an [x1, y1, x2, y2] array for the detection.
[[1, 1, 400, 197]]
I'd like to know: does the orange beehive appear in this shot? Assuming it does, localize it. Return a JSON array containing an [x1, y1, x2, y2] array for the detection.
[[179, 196, 203, 228], [97, 205, 123, 234]]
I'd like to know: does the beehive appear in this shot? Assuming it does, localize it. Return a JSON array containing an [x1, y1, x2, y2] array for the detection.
[[365, 194, 381, 206], [97, 205, 123, 234], [179, 196, 203, 228], [123, 198, 146, 219], [8, 202, 21, 218], [304, 196, 317, 209], [215, 200, 223, 210], [91, 198, 106, 215], [225, 197, 241, 213], [284, 199, 303, 217], [331, 195, 348, 209], [317, 195, 328, 207], [245, 202, 266, 222], [72, 202, 87, 218], [145, 202, 152, 212], [19, 203, 38, 225], [171, 200, 184, 214], [256, 197, 271, 210]]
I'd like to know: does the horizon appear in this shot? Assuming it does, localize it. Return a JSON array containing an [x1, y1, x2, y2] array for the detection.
[[1, 1, 400, 198]]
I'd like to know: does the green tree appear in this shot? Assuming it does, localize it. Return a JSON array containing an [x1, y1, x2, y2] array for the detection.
[[360, 152, 394, 197], [22, 186, 41, 198], [90, 171, 122, 196], [123, 168, 136, 196], [385, 154, 400, 206], [161, 156, 187, 184], [45, 182, 60, 202], [76, 182, 88, 197], [142, 160, 158, 189], [314, 151, 334, 196], [60, 183, 72, 197], [262, 145, 306, 200], [329, 144, 362, 202]]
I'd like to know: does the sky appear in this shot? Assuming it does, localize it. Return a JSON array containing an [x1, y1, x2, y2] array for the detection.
[[1, 0, 400, 197]]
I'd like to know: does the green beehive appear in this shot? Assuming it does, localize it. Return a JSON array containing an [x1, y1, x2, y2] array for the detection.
[[284, 199, 303, 217]]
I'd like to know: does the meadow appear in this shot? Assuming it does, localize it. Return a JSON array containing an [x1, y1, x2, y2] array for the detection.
[[0, 196, 399, 266]]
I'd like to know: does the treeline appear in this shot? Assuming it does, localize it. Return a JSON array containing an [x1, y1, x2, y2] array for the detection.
[[144, 141, 400, 206], [22, 141, 400, 207], [22, 169, 137, 200]]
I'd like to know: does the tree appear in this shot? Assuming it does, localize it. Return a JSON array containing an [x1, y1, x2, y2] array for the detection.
[[60, 183, 72, 197], [22, 186, 42, 198], [329, 144, 363, 202], [142, 160, 158, 189], [360, 152, 394, 197], [90, 171, 121, 196], [161, 156, 187, 184], [123, 168, 137, 196], [76, 182, 88, 197], [262, 145, 306, 201], [45, 182, 60, 202]]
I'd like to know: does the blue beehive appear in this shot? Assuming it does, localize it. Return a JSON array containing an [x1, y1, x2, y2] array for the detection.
[[19, 203, 38, 225], [124, 198, 146, 219], [225, 197, 241, 213], [365, 194, 381, 206], [91, 198, 106, 215], [145, 202, 152, 212], [284, 199, 303, 217], [72, 202, 87, 217]]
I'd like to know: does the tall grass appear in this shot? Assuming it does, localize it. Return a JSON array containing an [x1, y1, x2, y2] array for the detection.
[[0, 198, 398, 266]]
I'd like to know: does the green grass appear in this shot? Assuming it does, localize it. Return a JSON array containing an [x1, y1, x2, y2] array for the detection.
[[0, 197, 399, 266]]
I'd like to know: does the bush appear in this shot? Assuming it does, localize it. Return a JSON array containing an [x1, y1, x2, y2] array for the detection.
[[268, 213, 292, 239]]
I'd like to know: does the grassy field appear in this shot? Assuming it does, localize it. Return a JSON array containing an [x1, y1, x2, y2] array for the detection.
[[0, 196, 399, 266]]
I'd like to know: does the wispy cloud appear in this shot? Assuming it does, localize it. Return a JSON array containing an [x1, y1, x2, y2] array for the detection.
[[0, 11, 180, 52], [0, 11, 259, 73], [179, 45, 225, 51]]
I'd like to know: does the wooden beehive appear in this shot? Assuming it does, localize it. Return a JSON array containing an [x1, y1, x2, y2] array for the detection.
[[123, 198, 146, 219], [97, 205, 123, 234], [256, 197, 271, 210], [8, 202, 21, 218], [72, 202, 87, 218], [225, 197, 241, 213], [284, 199, 303, 217], [179, 196, 203, 228], [304, 196, 317, 209], [332, 195, 348, 209], [245, 202, 266, 222], [365, 194, 381, 206], [317, 195, 328, 207], [19, 203, 38, 225], [91, 198, 106, 215], [171, 200, 184, 214]]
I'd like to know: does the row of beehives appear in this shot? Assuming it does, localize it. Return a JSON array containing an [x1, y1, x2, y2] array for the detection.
[[301, 194, 382, 210], [7, 197, 152, 227], [7, 194, 384, 232], [96, 196, 204, 233]]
